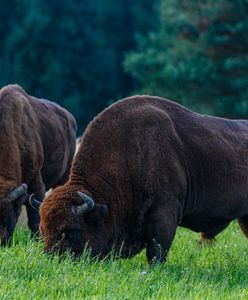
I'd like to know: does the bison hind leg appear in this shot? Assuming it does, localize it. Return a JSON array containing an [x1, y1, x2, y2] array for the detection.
[[238, 216, 248, 238], [198, 223, 230, 246], [198, 232, 216, 246]]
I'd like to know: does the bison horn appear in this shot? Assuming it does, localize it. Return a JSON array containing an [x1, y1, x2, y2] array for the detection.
[[29, 194, 42, 210], [72, 192, 95, 216], [5, 183, 28, 203]]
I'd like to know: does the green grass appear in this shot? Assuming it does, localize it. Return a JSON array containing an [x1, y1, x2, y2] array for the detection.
[[0, 222, 247, 300]]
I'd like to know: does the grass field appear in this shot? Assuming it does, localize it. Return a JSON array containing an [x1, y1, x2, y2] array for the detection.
[[0, 222, 247, 300]]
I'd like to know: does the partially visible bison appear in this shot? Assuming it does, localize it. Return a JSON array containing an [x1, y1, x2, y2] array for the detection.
[[40, 95, 248, 264], [0, 84, 77, 245]]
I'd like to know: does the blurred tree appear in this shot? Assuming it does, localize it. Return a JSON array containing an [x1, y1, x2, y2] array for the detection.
[[0, 0, 159, 133], [124, 0, 248, 117]]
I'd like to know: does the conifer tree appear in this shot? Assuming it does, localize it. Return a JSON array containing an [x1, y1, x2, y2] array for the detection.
[[125, 0, 248, 117]]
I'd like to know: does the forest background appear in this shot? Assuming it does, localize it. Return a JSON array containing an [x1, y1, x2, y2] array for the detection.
[[1, 0, 247, 133]]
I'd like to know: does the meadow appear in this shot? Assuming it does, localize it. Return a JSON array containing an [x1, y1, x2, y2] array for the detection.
[[0, 221, 247, 300]]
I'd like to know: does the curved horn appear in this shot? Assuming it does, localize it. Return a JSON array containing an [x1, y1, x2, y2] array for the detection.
[[72, 192, 95, 216], [5, 183, 28, 203], [29, 194, 42, 211], [77, 192, 95, 210]]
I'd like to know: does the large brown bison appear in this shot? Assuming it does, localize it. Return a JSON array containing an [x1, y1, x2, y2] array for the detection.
[[40, 96, 248, 264], [0, 84, 76, 245]]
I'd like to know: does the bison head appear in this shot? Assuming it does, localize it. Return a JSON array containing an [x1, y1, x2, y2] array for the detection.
[[40, 185, 109, 258], [0, 183, 28, 246]]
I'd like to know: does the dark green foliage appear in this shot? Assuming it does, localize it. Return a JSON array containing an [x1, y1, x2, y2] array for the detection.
[[0, 0, 158, 132], [125, 0, 248, 117], [1, 1, 247, 132]]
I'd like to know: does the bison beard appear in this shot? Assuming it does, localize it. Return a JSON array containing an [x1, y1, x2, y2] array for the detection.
[[40, 95, 248, 264], [0, 84, 77, 245]]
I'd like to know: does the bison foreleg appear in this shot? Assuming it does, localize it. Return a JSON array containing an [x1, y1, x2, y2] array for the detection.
[[26, 175, 46, 237], [145, 208, 178, 265]]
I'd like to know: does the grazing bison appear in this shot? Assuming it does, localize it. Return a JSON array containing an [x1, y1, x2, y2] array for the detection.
[[40, 95, 248, 264], [0, 84, 76, 245]]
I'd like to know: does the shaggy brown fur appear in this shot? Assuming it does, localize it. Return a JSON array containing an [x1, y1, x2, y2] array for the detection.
[[40, 95, 248, 264], [0, 84, 76, 245]]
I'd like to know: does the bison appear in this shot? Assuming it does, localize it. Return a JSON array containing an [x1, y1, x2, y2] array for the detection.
[[40, 95, 248, 264], [0, 84, 76, 245]]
